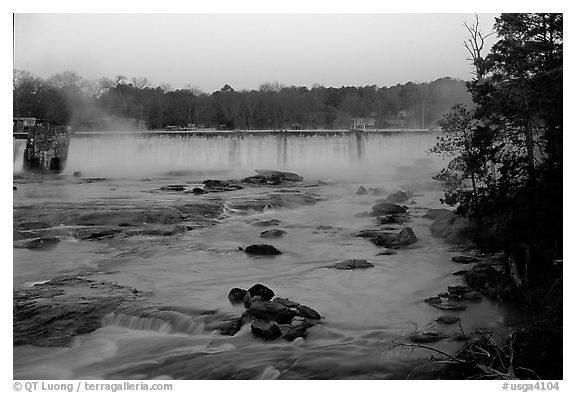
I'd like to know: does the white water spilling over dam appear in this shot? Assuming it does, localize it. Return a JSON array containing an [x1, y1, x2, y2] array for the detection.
[[63, 132, 440, 182]]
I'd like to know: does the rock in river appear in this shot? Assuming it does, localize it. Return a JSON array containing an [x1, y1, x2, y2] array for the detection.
[[371, 201, 407, 216], [14, 237, 60, 250], [251, 320, 282, 339], [248, 284, 275, 301], [248, 300, 297, 323], [356, 186, 368, 195], [244, 244, 282, 255], [160, 185, 186, 192], [425, 296, 443, 304], [13, 275, 141, 347], [251, 219, 281, 227], [331, 259, 375, 270], [296, 305, 321, 320], [386, 190, 413, 203], [272, 297, 300, 307], [364, 227, 417, 248], [436, 315, 461, 324], [228, 288, 248, 303], [255, 169, 303, 181], [260, 229, 287, 238], [395, 227, 417, 246], [283, 317, 315, 341]]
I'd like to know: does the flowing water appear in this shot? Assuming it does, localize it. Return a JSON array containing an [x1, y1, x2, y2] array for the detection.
[[13, 132, 519, 379]]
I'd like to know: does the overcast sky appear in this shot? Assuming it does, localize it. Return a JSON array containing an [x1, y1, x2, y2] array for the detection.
[[13, 13, 499, 92]]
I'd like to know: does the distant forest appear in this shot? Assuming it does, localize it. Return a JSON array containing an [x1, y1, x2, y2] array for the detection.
[[13, 71, 473, 131]]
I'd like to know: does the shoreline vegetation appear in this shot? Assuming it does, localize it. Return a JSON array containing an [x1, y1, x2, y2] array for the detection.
[[424, 14, 563, 379]]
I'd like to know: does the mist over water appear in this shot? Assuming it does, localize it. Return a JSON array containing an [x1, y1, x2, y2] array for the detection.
[[13, 132, 519, 379], [61, 132, 441, 182]]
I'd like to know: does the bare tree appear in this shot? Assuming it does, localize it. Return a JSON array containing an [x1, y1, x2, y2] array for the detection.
[[464, 14, 494, 80], [130, 76, 151, 89]]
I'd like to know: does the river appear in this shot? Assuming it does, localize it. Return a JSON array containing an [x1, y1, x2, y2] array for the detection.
[[13, 131, 518, 379]]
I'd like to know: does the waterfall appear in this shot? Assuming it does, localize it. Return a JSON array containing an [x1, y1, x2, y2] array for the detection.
[[13, 139, 26, 173], [102, 311, 205, 335]]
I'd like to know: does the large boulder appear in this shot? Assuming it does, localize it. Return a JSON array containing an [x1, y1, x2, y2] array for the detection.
[[203, 179, 226, 188], [386, 190, 413, 203], [248, 284, 275, 301], [272, 297, 300, 307], [296, 305, 321, 320], [395, 227, 418, 246], [367, 227, 418, 248], [371, 201, 407, 216], [255, 169, 303, 182], [241, 175, 268, 185], [436, 315, 461, 324], [244, 244, 282, 255], [251, 320, 282, 339], [283, 317, 315, 341], [202, 179, 244, 192], [247, 300, 297, 323], [243, 295, 264, 309], [228, 288, 248, 303]]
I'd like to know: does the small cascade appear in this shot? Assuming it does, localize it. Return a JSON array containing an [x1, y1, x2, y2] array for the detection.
[[103, 311, 205, 335], [13, 139, 26, 173]]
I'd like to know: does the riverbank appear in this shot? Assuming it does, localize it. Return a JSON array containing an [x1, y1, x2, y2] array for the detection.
[[422, 210, 563, 380]]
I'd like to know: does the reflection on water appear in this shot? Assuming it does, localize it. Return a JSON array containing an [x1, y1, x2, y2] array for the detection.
[[13, 132, 518, 380]]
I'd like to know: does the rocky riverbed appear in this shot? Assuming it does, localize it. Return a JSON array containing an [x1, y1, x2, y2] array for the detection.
[[14, 160, 522, 379]]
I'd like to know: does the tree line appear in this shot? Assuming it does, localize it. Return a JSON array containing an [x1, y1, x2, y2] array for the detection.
[[430, 15, 562, 378], [13, 71, 472, 131], [428, 14, 562, 379], [432, 13, 562, 267]]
